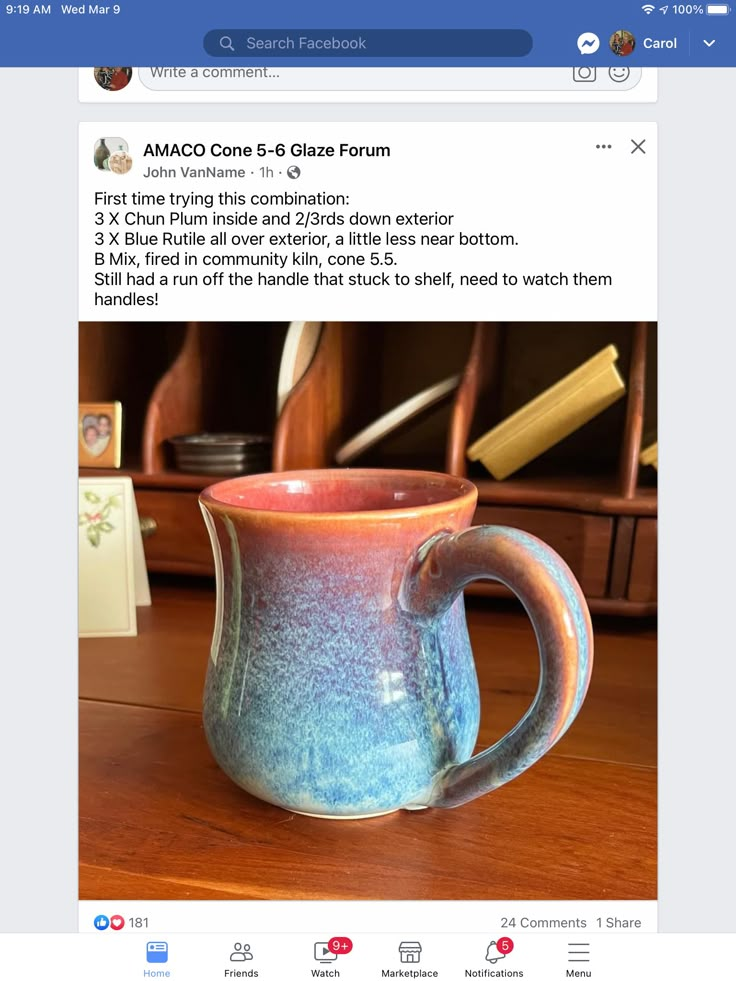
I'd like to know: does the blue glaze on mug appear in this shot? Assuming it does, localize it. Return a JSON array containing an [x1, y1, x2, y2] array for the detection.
[[203, 543, 480, 817], [199, 470, 593, 818]]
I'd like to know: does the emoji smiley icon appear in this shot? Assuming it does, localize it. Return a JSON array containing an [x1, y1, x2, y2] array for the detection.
[[609, 66, 631, 82]]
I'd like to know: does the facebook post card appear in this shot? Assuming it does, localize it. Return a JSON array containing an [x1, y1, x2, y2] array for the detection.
[[77, 119, 658, 961]]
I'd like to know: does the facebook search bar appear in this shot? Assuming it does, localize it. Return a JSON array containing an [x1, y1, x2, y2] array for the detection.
[[203, 29, 534, 59]]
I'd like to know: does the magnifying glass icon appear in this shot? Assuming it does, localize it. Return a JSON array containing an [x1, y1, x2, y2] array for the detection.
[[219, 35, 235, 52]]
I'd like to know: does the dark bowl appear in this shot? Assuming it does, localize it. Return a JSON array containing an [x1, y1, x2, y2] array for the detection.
[[168, 432, 272, 475]]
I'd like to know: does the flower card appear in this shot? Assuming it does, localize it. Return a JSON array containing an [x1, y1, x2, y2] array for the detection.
[[79, 476, 150, 637]]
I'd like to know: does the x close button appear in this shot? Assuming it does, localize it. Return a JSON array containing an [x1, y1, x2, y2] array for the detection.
[[631, 139, 646, 154]]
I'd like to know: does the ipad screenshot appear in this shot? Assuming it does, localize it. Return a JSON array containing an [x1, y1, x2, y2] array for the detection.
[[1, 1, 734, 977]]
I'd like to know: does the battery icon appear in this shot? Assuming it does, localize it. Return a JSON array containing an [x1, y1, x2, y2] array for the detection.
[[706, 3, 730, 13]]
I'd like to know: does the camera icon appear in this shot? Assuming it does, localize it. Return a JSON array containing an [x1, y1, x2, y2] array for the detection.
[[572, 66, 597, 82]]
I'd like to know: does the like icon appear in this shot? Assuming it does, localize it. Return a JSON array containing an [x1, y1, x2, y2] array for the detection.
[[110, 915, 125, 931]]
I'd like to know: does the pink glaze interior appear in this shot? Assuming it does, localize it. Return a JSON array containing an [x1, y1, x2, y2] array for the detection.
[[205, 469, 475, 514]]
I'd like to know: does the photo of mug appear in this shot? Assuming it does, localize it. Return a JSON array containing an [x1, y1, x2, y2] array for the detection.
[[199, 469, 593, 819]]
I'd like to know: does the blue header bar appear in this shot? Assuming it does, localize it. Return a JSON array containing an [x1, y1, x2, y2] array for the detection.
[[0, 0, 733, 66]]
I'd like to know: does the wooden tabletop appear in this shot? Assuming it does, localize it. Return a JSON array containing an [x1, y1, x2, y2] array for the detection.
[[79, 579, 656, 901]]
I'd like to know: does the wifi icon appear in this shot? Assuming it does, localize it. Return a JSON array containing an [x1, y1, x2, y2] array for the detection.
[[642, 3, 656, 11]]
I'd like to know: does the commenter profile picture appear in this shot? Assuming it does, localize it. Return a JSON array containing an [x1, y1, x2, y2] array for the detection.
[[610, 30, 636, 57], [93, 67, 133, 91], [94, 138, 133, 175]]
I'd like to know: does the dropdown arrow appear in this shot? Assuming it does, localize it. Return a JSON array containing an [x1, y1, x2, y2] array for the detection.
[[704, 39, 717, 47]]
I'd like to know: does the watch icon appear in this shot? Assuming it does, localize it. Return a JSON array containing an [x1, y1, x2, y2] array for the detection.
[[314, 942, 338, 963]]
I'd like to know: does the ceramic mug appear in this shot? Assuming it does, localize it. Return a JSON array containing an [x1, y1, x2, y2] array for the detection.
[[199, 469, 593, 819]]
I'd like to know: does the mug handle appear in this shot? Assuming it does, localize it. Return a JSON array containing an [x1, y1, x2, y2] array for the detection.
[[401, 525, 594, 808]]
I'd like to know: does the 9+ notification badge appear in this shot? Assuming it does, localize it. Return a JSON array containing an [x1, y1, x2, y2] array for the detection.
[[314, 937, 353, 962]]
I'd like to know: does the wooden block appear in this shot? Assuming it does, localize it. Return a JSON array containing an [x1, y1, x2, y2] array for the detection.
[[467, 345, 626, 480]]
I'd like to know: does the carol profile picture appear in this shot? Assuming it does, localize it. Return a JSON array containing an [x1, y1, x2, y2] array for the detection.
[[610, 30, 636, 57], [94, 137, 133, 175], [93, 67, 133, 91]]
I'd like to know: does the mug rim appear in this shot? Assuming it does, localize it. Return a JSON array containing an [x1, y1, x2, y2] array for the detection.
[[199, 468, 478, 522]]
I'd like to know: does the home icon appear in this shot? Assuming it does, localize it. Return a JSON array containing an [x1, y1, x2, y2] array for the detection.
[[399, 941, 422, 964]]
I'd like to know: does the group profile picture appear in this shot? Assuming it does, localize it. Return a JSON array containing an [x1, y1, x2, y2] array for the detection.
[[93, 67, 133, 91], [94, 137, 133, 175], [609, 30, 636, 57]]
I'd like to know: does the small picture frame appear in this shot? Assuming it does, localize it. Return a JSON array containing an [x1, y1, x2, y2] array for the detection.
[[79, 401, 123, 468]]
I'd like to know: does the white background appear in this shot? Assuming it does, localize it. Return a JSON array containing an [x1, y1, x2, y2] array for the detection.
[[79, 122, 657, 321]]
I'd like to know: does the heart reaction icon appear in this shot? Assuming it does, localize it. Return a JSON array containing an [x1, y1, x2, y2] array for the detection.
[[110, 915, 125, 931]]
